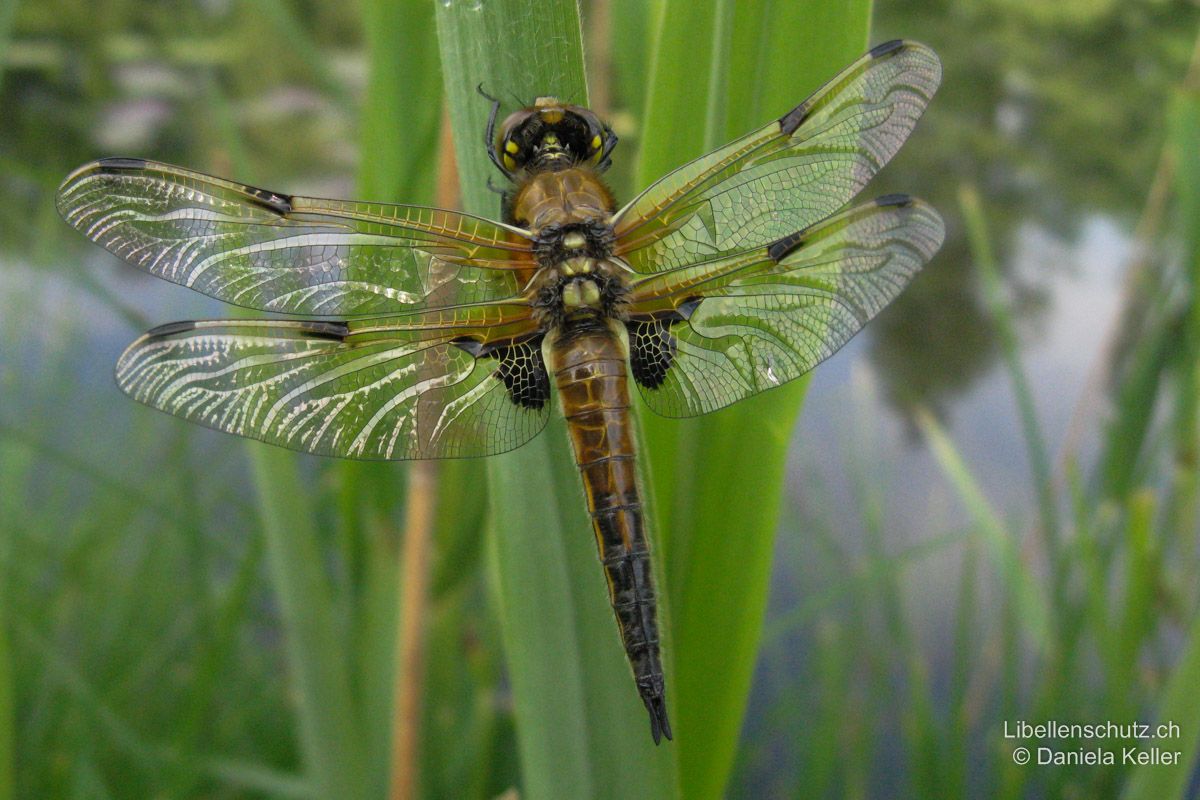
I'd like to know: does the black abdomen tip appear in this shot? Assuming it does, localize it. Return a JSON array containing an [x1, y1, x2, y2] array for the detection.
[[644, 693, 673, 745]]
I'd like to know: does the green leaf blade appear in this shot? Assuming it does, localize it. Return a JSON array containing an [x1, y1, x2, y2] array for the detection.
[[634, 3, 873, 797], [435, 2, 678, 797]]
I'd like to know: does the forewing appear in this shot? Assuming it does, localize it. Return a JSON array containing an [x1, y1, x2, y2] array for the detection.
[[624, 196, 945, 417], [613, 40, 941, 273], [57, 158, 534, 316], [115, 309, 550, 459]]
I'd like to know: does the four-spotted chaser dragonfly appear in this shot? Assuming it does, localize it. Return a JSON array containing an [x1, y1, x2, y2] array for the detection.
[[57, 40, 943, 744]]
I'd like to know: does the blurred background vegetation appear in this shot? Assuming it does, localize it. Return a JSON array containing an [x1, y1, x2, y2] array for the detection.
[[3, 0, 1200, 798]]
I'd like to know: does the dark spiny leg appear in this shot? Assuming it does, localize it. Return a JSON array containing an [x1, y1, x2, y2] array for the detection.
[[595, 126, 619, 173], [478, 84, 513, 181]]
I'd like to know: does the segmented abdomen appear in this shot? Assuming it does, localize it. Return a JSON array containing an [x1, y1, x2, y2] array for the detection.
[[548, 321, 672, 743]]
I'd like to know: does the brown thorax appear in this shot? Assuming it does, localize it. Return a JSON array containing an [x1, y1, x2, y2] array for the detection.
[[529, 255, 630, 329]]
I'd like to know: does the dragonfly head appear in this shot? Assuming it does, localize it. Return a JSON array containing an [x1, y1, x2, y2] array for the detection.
[[495, 98, 616, 174]]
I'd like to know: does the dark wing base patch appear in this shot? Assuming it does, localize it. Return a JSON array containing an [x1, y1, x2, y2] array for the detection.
[[627, 319, 676, 389], [456, 335, 550, 409], [626, 300, 700, 390], [492, 337, 551, 409]]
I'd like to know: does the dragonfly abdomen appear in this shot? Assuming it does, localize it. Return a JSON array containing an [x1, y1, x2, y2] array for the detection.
[[549, 321, 672, 744]]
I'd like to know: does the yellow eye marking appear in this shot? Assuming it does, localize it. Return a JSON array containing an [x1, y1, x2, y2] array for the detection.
[[503, 153, 516, 171], [504, 140, 518, 154], [591, 134, 602, 151]]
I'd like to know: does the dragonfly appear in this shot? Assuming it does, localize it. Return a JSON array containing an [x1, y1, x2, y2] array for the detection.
[[57, 40, 943, 744]]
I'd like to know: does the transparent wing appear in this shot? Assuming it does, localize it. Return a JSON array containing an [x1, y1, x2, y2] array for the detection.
[[624, 196, 945, 417], [612, 40, 941, 273], [57, 158, 535, 316], [116, 306, 550, 459]]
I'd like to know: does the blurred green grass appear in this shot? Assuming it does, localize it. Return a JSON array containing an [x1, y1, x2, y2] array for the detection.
[[4, 0, 1200, 798]]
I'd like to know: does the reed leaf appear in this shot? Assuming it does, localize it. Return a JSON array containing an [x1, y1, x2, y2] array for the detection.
[[0, 0, 15, 97], [435, 2, 678, 797], [960, 184, 1061, 588], [0, 485, 12, 800], [634, 3, 871, 797], [1122, 55, 1200, 800], [918, 409, 1051, 650], [359, 0, 442, 204], [250, 448, 369, 800], [356, 2, 443, 793], [203, 77, 371, 800], [1120, 611, 1200, 800], [1165, 50, 1200, 565]]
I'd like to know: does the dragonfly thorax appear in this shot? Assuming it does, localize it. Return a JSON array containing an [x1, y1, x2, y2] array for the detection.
[[532, 256, 628, 329], [531, 217, 618, 267], [511, 168, 616, 235]]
